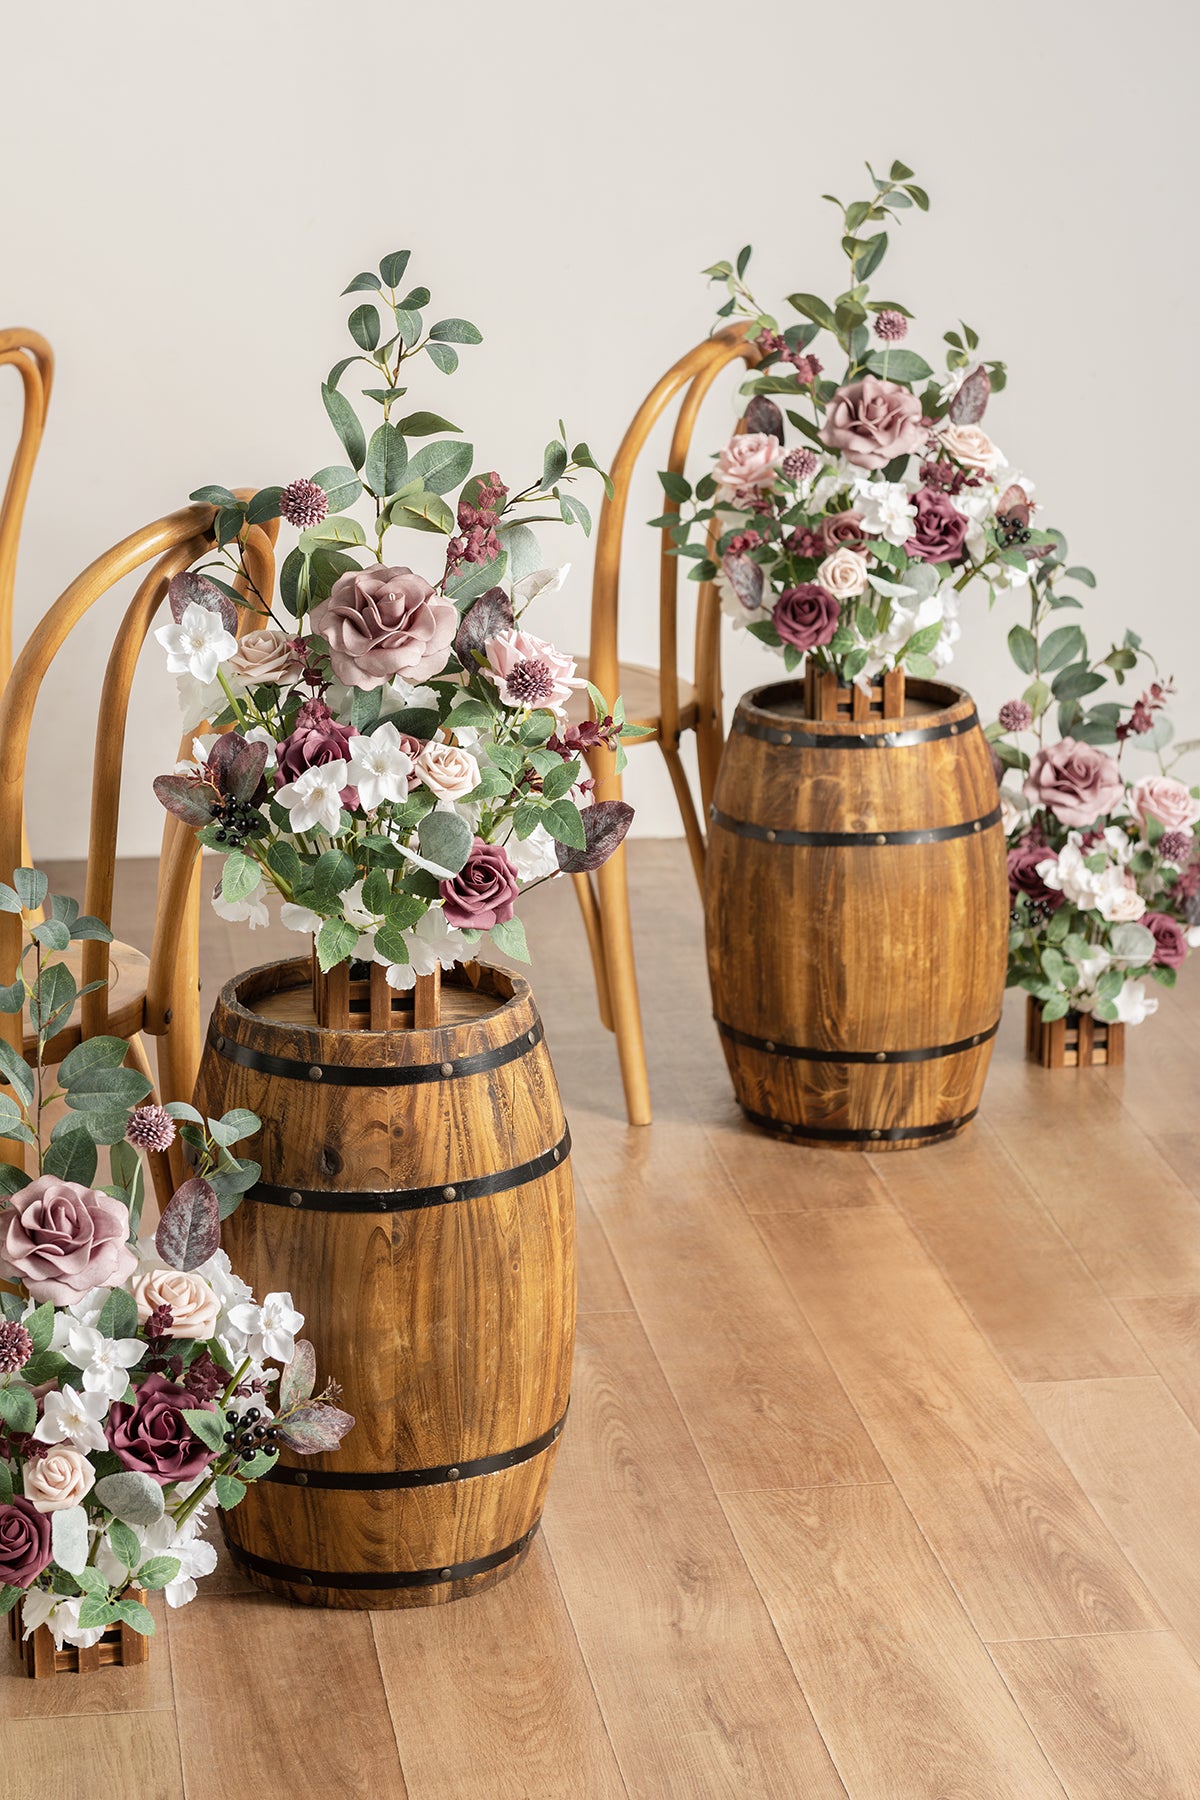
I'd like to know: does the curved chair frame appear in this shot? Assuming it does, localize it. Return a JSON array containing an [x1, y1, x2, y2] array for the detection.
[[0, 328, 54, 692], [573, 325, 759, 1125], [0, 503, 277, 1191]]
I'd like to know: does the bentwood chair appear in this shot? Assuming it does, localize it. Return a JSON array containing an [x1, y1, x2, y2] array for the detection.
[[0, 328, 53, 692], [0, 502, 277, 1200], [567, 325, 760, 1125]]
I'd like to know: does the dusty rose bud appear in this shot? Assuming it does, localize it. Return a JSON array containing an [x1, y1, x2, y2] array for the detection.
[[874, 310, 908, 342], [781, 448, 818, 483], [126, 1104, 177, 1153], [998, 699, 1033, 732], [0, 1321, 32, 1373], [279, 478, 329, 529], [784, 352, 822, 384]]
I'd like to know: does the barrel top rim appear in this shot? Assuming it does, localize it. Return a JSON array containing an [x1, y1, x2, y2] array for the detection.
[[736, 675, 976, 735]]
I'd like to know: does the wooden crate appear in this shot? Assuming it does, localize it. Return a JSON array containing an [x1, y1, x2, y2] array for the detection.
[[8, 1587, 150, 1678], [804, 663, 906, 722], [311, 948, 442, 1031], [1025, 998, 1126, 1069]]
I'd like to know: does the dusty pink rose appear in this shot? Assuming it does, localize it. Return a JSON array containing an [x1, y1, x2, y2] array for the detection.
[[818, 376, 927, 471], [1128, 775, 1200, 836], [484, 630, 583, 716], [0, 1498, 52, 1587], [0, 1178, 136, 1305], [228, 629, 304, 685], [275, 698, 358, 805], [713, 432, 786, 495], [413, 741, 481, 802], [106, 1374, 217, 1485], [1144, 911, 1189, 968], [309, 566, 457, 690], [1007, 841, 1063, 907], [23, 1446, 96, 1513], [819, 510, 866, 552], [772, 585, 839, 651], [1023, 739, 1124, 829], [439, 839, 520, 930], [904, 488, 970, 563]]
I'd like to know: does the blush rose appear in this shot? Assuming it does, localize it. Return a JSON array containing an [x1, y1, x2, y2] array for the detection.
[[22, 1446, 96, 1514], [1128, 776, 1200, 836], [309, 566, 457, 689], [818, 376, 927, 471], [131, 1267, 220, 1340], [0, 1178, 137, 1306], [713, 432, 786, 496], [1023, 739, 1124, 829]]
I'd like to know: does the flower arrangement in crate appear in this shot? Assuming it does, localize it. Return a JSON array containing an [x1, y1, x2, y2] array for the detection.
[[660, 160, 1085, 716], [988, 600, 1200, 1059], [0, 869, 351, 1663], [153, 250, 639, 1015]]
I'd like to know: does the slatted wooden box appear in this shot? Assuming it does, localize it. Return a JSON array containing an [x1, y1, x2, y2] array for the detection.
[[1025, 999, 1125, 1069], [8, 1587, 150, 1678]]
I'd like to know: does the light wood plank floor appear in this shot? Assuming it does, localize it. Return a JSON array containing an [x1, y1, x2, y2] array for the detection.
[[5, 841, 1200, 1799]]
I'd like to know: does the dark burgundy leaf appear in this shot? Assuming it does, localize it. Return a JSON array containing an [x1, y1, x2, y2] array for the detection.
[[454, 587, 514, 668], [554, 800, 634, 874], [152, 774, 218, 827], [274, 1402, 356, 1455], [948, 366, 990, 425], [278, 1341, 316, 1411], [997, 483, 1032, 524], [155, 1177, 221, 1272], [744, 397, 784, 441], [206, 734, 269, 805], [168, 570, 238, 635], [721, 553, 765, 613]]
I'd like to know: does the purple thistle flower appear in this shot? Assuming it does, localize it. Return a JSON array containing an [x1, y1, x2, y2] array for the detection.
[[781, 448, 819, 484], [998, 699, 1034, 732], [126, 1104, 177, 1153], [0, 1321, 32, 1373], [874, 310, 908, 342], [279, 478, 329, 530], [1160, 831, 1194, 866]]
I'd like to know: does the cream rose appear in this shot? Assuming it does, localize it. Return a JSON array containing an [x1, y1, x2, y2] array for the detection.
[[713, 432, 786, 497], [413, 741, 481, 802], [23, 1445, 96, 1513], [1129, 775, 1200, 836], [228, 628, 304, 684], [1097, 879, 1146, 923], [815, 546, 870, 599], [131, 1267, 220, 1339], [938, 422, 1002, 472]]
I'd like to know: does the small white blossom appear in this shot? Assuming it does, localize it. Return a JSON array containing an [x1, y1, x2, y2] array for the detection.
[[276, 762, 349, 834], [852, 478, 916, 546], [380, 907, 470, 991], [226, 1291, 304, 1365], [63, 1322, 143, 1402], [155, 602, 238, 685], [33, 1384, 109, 1452], [347, 723, 415, 811], [211, 874, 270, 929], [505, 823, 560, 883], [1113, 978, 1159, 1025]]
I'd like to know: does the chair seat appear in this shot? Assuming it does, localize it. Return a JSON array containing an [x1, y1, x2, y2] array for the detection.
[[567, 660, 698, 744], [22, 938, 149, 1063]]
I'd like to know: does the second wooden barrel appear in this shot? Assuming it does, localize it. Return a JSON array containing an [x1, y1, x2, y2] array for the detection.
[[194, 957, 575, 1607], [706, 677, 1008, 1149]]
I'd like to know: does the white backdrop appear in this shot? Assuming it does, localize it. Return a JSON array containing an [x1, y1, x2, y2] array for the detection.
[[2, 0, 1195, 858]]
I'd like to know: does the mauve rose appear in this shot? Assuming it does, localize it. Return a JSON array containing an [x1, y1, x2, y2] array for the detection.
[[904, 488, 970, 564], [1129, 775, 1200, 836], [773, 584, 840, 652], [818, 376, 928, 471], [309, 566, 457, 690], [1023, 739, 1124, 829], [439, 839, 520, 930], [1144, 911, 1189, 969], [0, 1497, 52, 1587], [275, 698, 359, 805], [713, 432, 786, 495], [0, 1178, 137, 1306], [819, 510, 866, 552], [228, 628, 304, 685], [106, 1373, 217, 1486], [1007, 841, 1063, 907]]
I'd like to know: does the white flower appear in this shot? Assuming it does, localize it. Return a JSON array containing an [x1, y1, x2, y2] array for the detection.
[[20, 1590, 105, 1651], [280, 901, 321, 935], [999, 790, 1026, 836], [63, 1322, 143, 1402], [1071, 943, 1113, 1003], [347, 723, 415, 811], [809, 457, 857, 511], [211, 874, 269, 929], [852, 478, 916, 546], [323, 675, 437, 722], [161, 1527, 218, 1608], [33, 1384, 110, 1452], [505, 823, 561, 884], [155, 602, 238, 685], [1113, 978, 1159, 1025], [1096, 880, 1146, 924], [512, 565, 570, 609], [380, 907, 470, 991], [195, 1247, 254, 1349], [175, 673, 228, 731], [1188, 925, 1200, 949], [226, 1291, 304, 1365], [1040, 836, 1107, 910], [1102, 825, 1134, 866], [276, 762, 349, 834], [47, 1288, 107, 1352]]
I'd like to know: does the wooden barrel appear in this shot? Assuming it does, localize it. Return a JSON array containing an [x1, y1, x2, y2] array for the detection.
[[706, 677, 1008, 1149], [194, 957, 575, 1607]]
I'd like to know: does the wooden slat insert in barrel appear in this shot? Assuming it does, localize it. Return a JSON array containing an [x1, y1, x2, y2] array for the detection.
[[195, 959, 575, 1607], [706, 678, 1008, 1149]]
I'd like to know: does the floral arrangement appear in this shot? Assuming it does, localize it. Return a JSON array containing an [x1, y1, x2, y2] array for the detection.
[[990, 609, 1200, 1023], [154, 249, 640, 985], [0, 870, 352, 1651], [659, 160, 1093, 690]]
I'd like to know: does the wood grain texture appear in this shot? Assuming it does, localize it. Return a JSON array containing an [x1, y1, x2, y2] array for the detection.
[[761, 1206, 1158, 1641], [544, 1312, 846, 1798], [0, 1595, 170, 1717], [198, 958, 575, 1608], [706, 677, 1007, 1146], [1116, 1296, 1200, 1428], [170, 1594, 404, 1799], [724, 1484, 1065, 1798], [372, 1538, 626, 1799], [991, 1631, 1200, 1800], [874, 1117, 1152, 1381], [0, 1714, 183, 1800]]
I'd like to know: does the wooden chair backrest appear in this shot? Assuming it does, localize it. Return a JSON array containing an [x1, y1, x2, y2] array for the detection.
[[0, 503, 277, 1058], [0, 329, 54, 690], [587, 326, 760, 737]]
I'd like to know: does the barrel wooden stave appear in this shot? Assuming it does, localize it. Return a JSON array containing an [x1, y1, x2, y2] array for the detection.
[[706, 679, 1008, 1149], [195, 958, 575, 1607]]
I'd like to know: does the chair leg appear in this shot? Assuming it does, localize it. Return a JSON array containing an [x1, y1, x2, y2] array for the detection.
[[124, 1032, 175, 1214], [153, 856, 203, 1189], [571, 872, 614, 1032], [696, 705, 725, 823], [660, 740, 707, 895], [593, 842, 652, 1126]]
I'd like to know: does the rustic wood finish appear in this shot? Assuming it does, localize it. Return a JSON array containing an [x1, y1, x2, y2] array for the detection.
[[9, 1587, 149, 1679], [706, 676, 1008, 1147], [194, 957, 576, 1609], [1026, 996, 1126, 1067]]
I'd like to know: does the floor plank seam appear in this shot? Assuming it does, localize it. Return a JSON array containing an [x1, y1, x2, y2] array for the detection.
[[538, 1530, 635, 1800]]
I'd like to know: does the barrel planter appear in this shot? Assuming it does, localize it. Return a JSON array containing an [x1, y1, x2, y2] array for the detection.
[[194, 956, 575, 1608], [706, 675, 1008, 1149]]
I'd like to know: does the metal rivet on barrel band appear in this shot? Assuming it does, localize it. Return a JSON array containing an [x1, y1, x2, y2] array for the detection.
[[766, 829, 777, 842], [446, 1467, 460, 1481], [294, 1472, 308, 1486], [288, 1191, 302, 1208], [870, 1129, 882, 1139], [875, 1051, 887, 1062], [215, 1035, 225, 1051], [440, 1060, 454, 1076], [552, 1147, 560, 1162], [527, 1030, 537, 1044], [307, 1065, 323, 1081], [949, 723, 959, 734], [780, 732, 792, 745], [442, 1185, 456, 1201], [301, 1574, 313, 1585], [764, 1040, 776, 1053], [973, 819, 982, 831], [439, 1568, 453, 1581], [377, 1199, 388, 1210], [875, 834, 887, 845]]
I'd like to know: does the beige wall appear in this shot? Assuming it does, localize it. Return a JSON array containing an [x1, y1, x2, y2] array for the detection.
[[2, 0, 1195, 858]]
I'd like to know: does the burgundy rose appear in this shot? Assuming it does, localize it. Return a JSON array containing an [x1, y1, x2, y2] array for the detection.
[[819, 510, 866, 553], [1144, 911, 1188, 969], [0, 1497, 53, 1588], [439, 839, 520, 930], [818, 376, 928, 471], [1007, 841, 1062, 907], [772, 584, 840, 652], [0, 1178, 137, 1306], [309, 566, 457, 690], [904, 488, 970, 564], [106, 1373, 217, 1486], [275, 698, 359, 806], [1024, 738, 1124, 830]]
